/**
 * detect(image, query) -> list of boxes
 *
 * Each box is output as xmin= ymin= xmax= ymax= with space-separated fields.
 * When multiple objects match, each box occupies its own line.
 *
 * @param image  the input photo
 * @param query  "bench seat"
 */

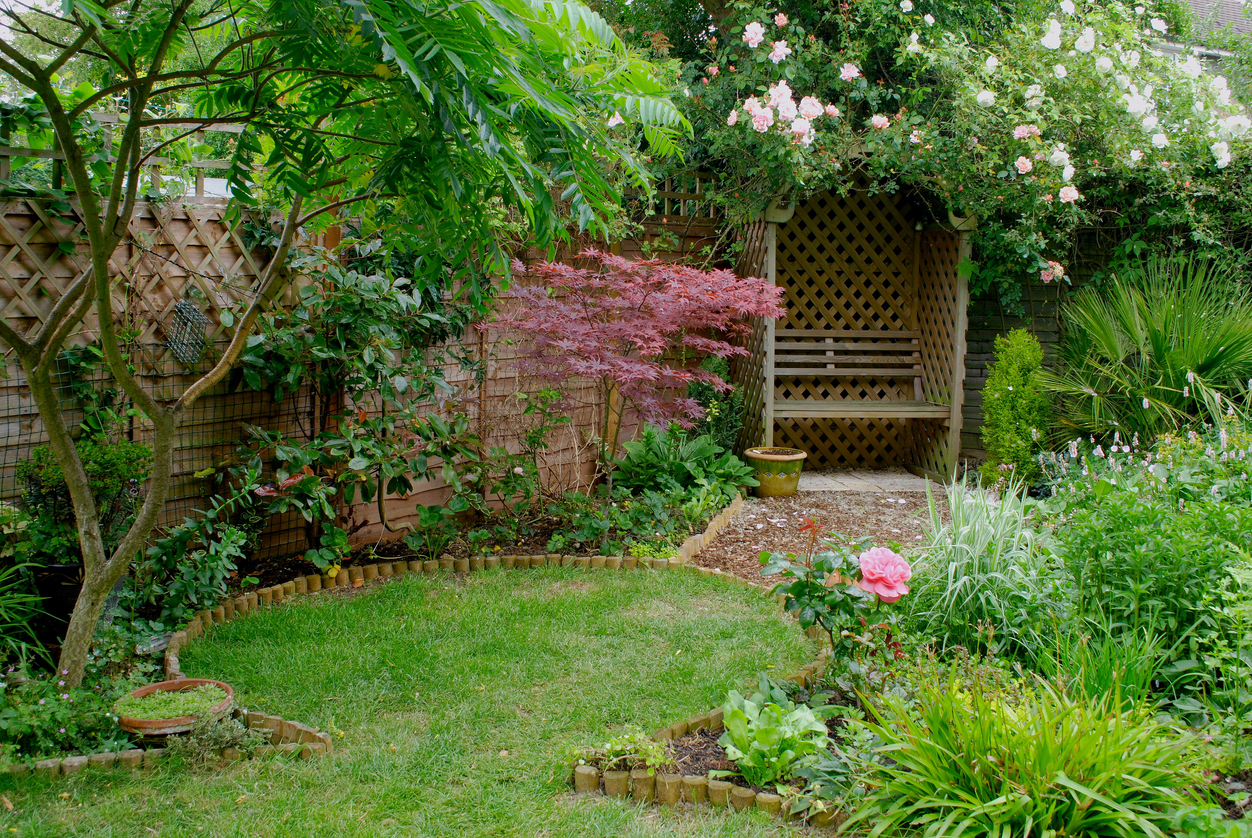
xmin=772 ymin=400 xmax=951 ymax=420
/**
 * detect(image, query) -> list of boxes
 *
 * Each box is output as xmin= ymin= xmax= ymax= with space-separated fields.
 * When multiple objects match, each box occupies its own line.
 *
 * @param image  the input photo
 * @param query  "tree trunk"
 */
xmin=55 ymin=564 xmax=121 ymax=683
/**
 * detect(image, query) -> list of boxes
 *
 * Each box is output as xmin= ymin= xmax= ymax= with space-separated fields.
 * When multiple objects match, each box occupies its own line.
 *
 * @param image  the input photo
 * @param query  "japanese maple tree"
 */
xmin=491 ymin=250 xmax=784 ymax=470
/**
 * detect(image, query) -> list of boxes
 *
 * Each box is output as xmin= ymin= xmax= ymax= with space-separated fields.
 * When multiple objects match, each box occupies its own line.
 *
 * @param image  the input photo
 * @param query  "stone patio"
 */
xmin=797 ymin=468 xmax=934 ymax=493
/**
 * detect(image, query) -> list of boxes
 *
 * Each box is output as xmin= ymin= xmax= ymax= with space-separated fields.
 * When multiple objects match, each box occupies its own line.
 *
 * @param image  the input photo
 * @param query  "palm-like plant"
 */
xmin=1040 ymin=256 xmax=1252 ymax=440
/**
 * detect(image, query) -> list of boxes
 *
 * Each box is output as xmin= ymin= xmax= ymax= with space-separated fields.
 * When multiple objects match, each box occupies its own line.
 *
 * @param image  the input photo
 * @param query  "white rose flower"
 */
xmin=906 ymin=31 xmax=923 ymax=53
xmin=976 ymin=90 xmax=996 ymax=106
xmin=1134 ymin=4 xmax=1145 ymax=12
xmin=1150 ymin=17 xmax=1167 ymax=33
xmin=1025 ymin=83 xmax=1045 ymax=109
xmin=1054 ymin=64 xmax=1068 ymax=79
xmin=1123 ymin=93 xmax=1152 ymax=117
xmin=1096 ymin=56 xmax=1114 ymax=73
xmin=1151 ymin=132 xmax=1169 ymax=148
xmin=1142 ymin=114 xmax=1158 ymax=131
xmin=1181 ymin=55 xmax=1203 ymax=78
xmin=1060 ymin=0 xmax=1076 ymax=13
xmin=1075 ymin=27 xmax=1096 ymax=53
xmin=1048 ymin=146 xmax=1070 ymax=167
xmin=1062 ymin=164 xmax=1075 ymax=181
xmin=1041 ymin=19 xmax=1063 ymax=49
xmin=1129 ymin=149 xmax=1144 ymax=164
xmin=923 ymin=13 xmax=935 ymax=25
xmin=985 ymin=55 xmax=1000 ymax=73
xmin=900 ymin=0 xmax=913 ymax=10
xmin=1124 ymin=49 xmax=1140 ymax=68
xmin=1212 ymin=140 xmax=1231 ymax=168
xmin=1223 ymin=114 xmax=1252 ymax=137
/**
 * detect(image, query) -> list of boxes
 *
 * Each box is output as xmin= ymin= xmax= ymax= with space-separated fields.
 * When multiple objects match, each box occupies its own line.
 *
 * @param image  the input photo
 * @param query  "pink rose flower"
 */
xmin=1015 ymin=156 xmax=1033 ymax=174
xmin=840 ymin=62 xmax=862 ymax=81
xmin=752 ymin=109 xmax=775 ymax=132
xmin=708 ymin=65 xmax=720 ymax=76
xmin=775 ymin=12 xmax=788 ymax=25
xmin=857 ymin=547 xmax=912 ymax=602
xmin=1040 ymin=269 xmax=1053 ymax=283
xmin=768 ymin=40 xmax=792 ymax=63
xmin=777 ymin=96 xmax=798 ymax=120
xmin=871 ymin=114 xmax=890 ymax=129
xmin=743 ymin=21 xmax=766 ymax=47
xmin=798 ymin=96 xmax=824 ymax=119
xmin=910 ymin=129 xmax=923 ymax=144
xmin=1041 ymin=193 xmax=1054 ymax=203
xmin=743 ymin=96 xmax=763 ymax=115
xmin=607 ymin=111 xmax=624 ymax=127
xmin=1058 ymin=185 xmax=1081 ymax=203
xmin=1013 ymin=123 xmax=1041 ymax=140
xmin=767 ymin=81 xmax=792 ymax=108
xmin=1047 ymin=260 xmax=1064 ymax=278
xmin=825 ymin=104 xmax=840 ymax=117
xmin=727 ymin=110 xmax=739 ymax=126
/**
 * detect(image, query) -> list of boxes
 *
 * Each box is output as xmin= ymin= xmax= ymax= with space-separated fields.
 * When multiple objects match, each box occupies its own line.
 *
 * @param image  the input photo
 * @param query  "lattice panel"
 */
xmin=777 ymin=190 xmax=916 ymax=331
xmin=731 ymin=220 xmax=772 ymax=450
xmin=912 ymin=418 xmax=950 ymax=477
xmin=774 ymin=418 xmax=914 ymax=469
xmin=0 ymin=198 xmax=266 ymax=360
xmin=916 ymin=229 xmax=961 ymax=406
xmin=774 ymin=373 xmax=911 ymax=402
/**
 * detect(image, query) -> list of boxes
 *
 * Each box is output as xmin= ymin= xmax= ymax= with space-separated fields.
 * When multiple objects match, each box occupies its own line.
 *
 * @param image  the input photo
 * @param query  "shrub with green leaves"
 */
xmin=845 ymin=678 xmax=1193 ymax=838
xmin=612 ymin=424 xmax=756 ymax=498
xmin=717 ymin=674 xmax=836 ymax=786
xmin=979 ymin=328 xmax=1051 ymax=485
xmin=687 ymin=356 xmax=745 ymax=452
xmin=0 ymin=667 xmax=134 ymax=763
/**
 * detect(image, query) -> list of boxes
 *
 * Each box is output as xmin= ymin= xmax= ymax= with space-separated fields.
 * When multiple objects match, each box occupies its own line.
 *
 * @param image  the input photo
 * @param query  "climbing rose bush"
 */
xmin=683 ymin=0 xmax=1251 ymax=297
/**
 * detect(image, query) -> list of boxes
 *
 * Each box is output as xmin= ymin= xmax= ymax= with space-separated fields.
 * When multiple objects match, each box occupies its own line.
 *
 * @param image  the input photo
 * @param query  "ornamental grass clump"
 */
xmin=845 ymin=678 xmax=1193 ymax=838
xmin=114 ymin=684 xmax=229 ymax=720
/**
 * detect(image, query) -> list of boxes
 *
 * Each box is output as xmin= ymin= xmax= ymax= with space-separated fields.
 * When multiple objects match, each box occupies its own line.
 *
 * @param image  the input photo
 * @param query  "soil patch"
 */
xmin=691 ymin=489 xmax=945 ymax=586
xmin=667 ymin=728 xmax=732 ymax=776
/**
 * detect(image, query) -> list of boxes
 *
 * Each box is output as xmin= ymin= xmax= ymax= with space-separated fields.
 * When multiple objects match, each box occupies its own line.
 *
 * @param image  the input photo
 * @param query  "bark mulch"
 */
xmin=691 ymin=488 xmax=945 ymax=587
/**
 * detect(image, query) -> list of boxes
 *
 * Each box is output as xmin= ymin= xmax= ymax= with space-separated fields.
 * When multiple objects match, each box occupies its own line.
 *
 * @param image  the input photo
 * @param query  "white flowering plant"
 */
xmin=680 ymin=0 xmax=1251 ymax=298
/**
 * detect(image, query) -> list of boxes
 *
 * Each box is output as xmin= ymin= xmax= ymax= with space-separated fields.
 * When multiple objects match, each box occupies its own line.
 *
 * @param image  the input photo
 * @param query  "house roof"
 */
xmin=1188 ymin=0 xmax=1252 ymax=35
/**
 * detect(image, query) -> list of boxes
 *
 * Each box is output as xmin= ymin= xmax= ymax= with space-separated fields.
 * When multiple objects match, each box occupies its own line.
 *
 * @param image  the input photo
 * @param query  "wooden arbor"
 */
xmin=734 ymin=188 xmax=970 ymax=477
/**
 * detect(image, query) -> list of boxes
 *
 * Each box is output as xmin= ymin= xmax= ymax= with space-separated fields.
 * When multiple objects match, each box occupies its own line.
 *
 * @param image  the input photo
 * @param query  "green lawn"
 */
xmin=1 ymin=568 xmax=815 ymax=837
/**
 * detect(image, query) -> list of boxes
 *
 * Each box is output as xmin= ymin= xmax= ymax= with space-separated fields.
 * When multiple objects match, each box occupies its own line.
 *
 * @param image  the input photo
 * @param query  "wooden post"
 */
xmin=50 ymin=134 xmax=62 ymax=190
xmin=764 ymin=221 xmax=777 ymax=447
xmin=194 ymin=130 xmax=205 ymax=197
xmin=947 ymin=232 xmax=972 ymax=475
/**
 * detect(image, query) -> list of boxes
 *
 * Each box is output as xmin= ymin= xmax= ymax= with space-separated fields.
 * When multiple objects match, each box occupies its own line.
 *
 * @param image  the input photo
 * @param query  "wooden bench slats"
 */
xmin=774 ymin=341 xmax=920 ymax=350
xmin=776 ymin=354 xmax=919 ymax=365
xmin=772 ymin=400 xmax=951 ymax=420
xmin=774 ymin=367 xmax=923 ymax=377
xmin=777 ymin=329 xmax=919 ymax=339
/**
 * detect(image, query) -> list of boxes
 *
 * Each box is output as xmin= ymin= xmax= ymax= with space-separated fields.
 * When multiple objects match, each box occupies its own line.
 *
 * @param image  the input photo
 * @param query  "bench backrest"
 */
xmin=773 ymin=329 xmax=923 ymax=401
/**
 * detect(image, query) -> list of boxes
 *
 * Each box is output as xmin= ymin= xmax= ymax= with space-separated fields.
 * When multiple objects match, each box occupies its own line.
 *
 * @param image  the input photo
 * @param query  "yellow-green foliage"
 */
xmin=980 ymin=329 xmax=1051 ymax=484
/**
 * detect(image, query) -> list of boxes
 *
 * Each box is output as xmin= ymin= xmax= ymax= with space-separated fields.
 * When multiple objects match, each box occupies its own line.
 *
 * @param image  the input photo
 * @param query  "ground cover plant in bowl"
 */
xmin=115 ymin=679 xmax=234 ymax=736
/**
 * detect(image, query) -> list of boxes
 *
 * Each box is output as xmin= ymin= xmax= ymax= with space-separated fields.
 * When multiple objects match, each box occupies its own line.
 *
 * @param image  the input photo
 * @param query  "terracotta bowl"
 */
xmin=116 ymin=678 xmax=234 ymax=736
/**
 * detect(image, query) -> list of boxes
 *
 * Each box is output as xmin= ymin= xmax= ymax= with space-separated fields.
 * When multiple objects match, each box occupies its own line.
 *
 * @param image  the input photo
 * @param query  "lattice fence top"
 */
xmin=777 ymin=190 xmax=917 ymax=332
xmin=0 ymin=198 xmax=266 ymax=364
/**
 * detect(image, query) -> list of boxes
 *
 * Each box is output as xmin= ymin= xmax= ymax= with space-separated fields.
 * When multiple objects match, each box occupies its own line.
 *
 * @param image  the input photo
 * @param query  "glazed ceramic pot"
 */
xmin=744 ymin=447 xmax=807 ymax=498
xmin=116 ymin=678 xmax=234 ymax=736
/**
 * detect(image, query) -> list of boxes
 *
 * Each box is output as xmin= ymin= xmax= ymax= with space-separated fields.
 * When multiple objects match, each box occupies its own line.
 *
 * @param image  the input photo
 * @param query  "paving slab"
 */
xmin=798 ymin=469 xmax=930 ymax=493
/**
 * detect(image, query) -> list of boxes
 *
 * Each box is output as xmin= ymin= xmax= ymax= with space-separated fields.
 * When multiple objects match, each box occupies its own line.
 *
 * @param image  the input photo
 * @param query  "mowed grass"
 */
xmin=0 ymin=568 xmax=815 ymax=837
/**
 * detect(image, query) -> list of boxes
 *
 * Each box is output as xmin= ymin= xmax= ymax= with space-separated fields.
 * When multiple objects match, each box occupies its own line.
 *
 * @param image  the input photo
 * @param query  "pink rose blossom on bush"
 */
xmin=767 ymin=81 xmax=792 ymax=108
xmin=727 ymin=110 xmax=739 ymax=126
xmin=857 ymin=547 xmax=912 ymax=602
xmin=1015 ymin=156 xmax=1033 ymax=174
xmin=825 ymin=104 xmax=840 ymax=117
xmin=798 ymin=96 xmax=824 ymax=119
xmin=743 ymin=21 xmax=766 ymax=47
xmin=1058 ymin=185 xmax=1081 ymax=203
xmin=752 ymin=109 xmax=775 ymax=132
xmin=777 ymin=96 xmax=798 ymax=120
xmin=768 ymin=40 xmax=792 ymax=63
xmin=1041 ymin=193 xmax=1054 ymax=203
xmin=708 ymin=65 xmax=719 ymax=76
xmin=871 ymin=114 xmax=890 ymax=129
xmin=1013 ymin=123 xmax=1042 ymax=140
xmin=743 ymin=96 xmax=763 ymax=115
xmin=910 ymin=129 xmax=923 ymax=144
xmin=607 ymin=112 xmax=624 ymax=128
xmin=774 ymin=12 xmax=788 ymax=25
xmin=840 ymin=62 xmax=862 ymax=81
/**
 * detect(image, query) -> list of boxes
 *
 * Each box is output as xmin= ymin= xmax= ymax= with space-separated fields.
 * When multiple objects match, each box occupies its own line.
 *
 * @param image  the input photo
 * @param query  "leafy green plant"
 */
xmin=1055 ymin=488 xmax=1250 ymax=654
xmin=688 ymin=356 xmax=745 ymax=452
xmin=979 ymin=328 xmax=1052 ymax=485
xmin=1169 ymin=806 xmax=1252 ymax=838
xmin=18 ymin=438 xmax=153 ymax=564
xmin=761 ymin=520 xmax=910 ymax=661
xmin=163 ymin=713 xmax=265 ymax=766
xmin=304 ymin=526 xmax=350 ymax=572
xmin=613 ymin=424 xmax=755 ymax=497
xmin=1039 ymin=256 xmax=1252 ymax=439
xmin=0 ymin=667 xmax=134 ymax=764
xmin=905 ymin=479 xmax=1054 ymax=660
xmin=625 ymin=540 xmax=676 ymax=559
xmin=844 ymin=678 xmax=1194 ymax=838
xmin=581 ymin=727 xmax=669 ymax=773
xmin=1036 ymin=624 xmax=1168 ymax=708
xmin=0 ymin=563 xmax=43 ymax=663
xmin=403 ymin=503 xmax=464 ymax=560
xmin=717 ymin=675 xmax=835 ymax=786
